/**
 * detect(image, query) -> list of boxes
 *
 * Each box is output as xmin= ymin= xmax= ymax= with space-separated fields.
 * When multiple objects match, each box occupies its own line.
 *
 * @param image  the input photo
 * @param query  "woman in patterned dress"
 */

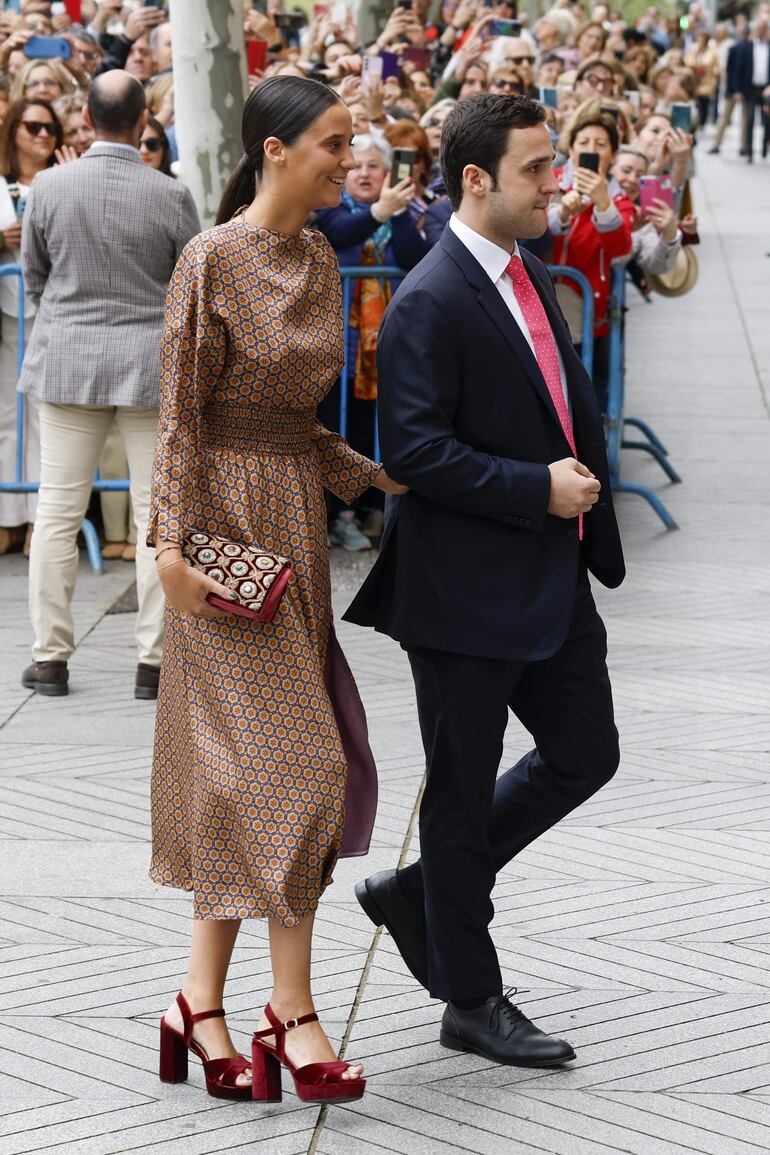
xmin=148 ymin=77 xmax=406 ymax=1101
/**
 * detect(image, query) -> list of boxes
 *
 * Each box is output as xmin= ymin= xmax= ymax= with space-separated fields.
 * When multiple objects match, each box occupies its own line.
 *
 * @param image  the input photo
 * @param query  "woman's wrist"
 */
xmin=371 ymin=201 xmax=390 ymax=223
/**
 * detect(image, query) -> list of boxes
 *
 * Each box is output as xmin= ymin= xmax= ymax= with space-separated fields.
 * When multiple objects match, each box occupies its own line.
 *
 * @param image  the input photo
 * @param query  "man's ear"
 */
xmin=462 ymin=163 xmax=489 ymax=198
xmin=83 ymin=105 xmax=94 ymax=131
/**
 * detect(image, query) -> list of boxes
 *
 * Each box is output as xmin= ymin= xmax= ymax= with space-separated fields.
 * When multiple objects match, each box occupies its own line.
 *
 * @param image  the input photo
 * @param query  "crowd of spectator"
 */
xmin=0 ymin=0 xmax=768 ymax=557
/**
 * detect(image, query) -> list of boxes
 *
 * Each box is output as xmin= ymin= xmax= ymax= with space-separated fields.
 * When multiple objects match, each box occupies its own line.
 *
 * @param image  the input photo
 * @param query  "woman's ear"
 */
xmin=263 ymin=136 xmax=285 ymax=166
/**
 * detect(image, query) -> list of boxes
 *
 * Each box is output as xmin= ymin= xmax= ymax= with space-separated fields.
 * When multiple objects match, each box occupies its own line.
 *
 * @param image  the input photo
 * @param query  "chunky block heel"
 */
xmin=159 ymin=992 xmax=252 ymax=1100
xmin=251 ymin=1036 xmax=283 ymax=1101
xmin=252 ymin=1003 xmax=365 ymax=1105
xmin=159 ymin=1018 xmax=189 ymax=1082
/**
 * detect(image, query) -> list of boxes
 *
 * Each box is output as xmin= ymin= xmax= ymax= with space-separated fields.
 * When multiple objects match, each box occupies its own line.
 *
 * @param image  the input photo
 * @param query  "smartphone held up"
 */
xmin=390 ymin=148 xmax=416 ymax=188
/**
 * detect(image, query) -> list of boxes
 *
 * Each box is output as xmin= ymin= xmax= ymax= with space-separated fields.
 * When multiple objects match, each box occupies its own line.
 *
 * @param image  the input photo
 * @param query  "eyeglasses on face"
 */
xmin=509 ymin=55 xmax=535 ymax=64
xmin=423 ymin=117 xmax=441 ymax=128
xmin=140 ymin=137 xmax=164 ymax=153
xmin=19 ymin=120 xmax=57 ymax=138
xmin=491 ymin=79 xmax=523 ymax=91
xmin=583 ymin=73 xmax=613 ymax=88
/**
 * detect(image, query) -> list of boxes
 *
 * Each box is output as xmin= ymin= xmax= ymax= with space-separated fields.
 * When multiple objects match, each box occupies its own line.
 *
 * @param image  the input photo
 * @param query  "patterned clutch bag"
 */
xmin=181 ymin=532 xmax=291 ymax=622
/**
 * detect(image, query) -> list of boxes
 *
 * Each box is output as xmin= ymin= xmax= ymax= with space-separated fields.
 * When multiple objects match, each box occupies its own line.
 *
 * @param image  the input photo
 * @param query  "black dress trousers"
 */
xmin=399 ymin=569 xmax=620 ymax=1002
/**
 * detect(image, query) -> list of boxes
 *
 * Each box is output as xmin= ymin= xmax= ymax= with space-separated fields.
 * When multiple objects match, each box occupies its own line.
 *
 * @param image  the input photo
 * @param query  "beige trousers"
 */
xmin=29 ymin=403 xmax=163 ymax=665
xmin=713 ymin=94 xmax=749 ymax=148
xmin=99 ymin=419 xmax=136 ymax=545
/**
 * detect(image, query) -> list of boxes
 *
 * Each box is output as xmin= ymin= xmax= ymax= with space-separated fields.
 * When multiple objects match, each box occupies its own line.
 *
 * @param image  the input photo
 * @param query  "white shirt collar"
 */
xmin=87 ymin=140 xmax=141 ymax=158
xmin=449 ymin=213 xmax=520 ymax=285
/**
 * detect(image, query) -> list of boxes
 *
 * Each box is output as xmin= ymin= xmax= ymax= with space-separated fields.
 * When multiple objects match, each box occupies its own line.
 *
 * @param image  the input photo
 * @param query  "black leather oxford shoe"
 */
xmin=355 ymin=868 xmax=429 ymax=989
xmin=441 ymin=993 xmax=576 ymax=1067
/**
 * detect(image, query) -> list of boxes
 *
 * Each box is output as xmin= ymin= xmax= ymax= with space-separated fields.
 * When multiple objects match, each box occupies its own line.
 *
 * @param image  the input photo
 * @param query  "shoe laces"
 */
xmin=490 ymin=987 xmax=527 ymax=1036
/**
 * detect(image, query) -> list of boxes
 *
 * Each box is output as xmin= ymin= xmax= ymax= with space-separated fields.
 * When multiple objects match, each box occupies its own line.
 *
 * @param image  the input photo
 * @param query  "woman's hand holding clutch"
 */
xmin=373 ymin=468 xmax=409 ymax=495
xmin=156 ymin=544 xmax=237 ymax=619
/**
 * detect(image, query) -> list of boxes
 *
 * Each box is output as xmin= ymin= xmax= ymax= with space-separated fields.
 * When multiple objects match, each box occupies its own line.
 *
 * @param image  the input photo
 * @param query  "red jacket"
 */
xmin=550 ymin=167 xmax=634 ymax=336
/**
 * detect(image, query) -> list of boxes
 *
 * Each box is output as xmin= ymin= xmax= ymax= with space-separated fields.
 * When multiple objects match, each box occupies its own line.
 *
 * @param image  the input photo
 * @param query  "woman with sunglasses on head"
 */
xmin=0 ymin=98 xmax=62 ymax=556
xmin=139 ymin=115 xmax=173 ymax=177
xmin=151 ymin=75 xmax=406 ymax=1106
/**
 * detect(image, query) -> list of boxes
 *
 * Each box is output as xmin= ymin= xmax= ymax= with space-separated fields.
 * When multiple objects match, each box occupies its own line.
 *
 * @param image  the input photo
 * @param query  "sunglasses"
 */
xmin=140 ymin=137 xmax=164 ymax=153
xmin=509 ymin=55 xmax=535 ymax=64
xmin=19 ymin=120 xmax=57 ymax=138
xmin=422 ymin=117 xmax=441 ymax=128
xmin=490 ymin=79 xmax=523 ymax=91
xmin=583 ymin=73 xmax=613 ymax=88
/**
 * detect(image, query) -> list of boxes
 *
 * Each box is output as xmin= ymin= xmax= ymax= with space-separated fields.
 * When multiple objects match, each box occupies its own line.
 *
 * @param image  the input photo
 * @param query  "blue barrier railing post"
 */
xmin=606 ymin=265 xmax=678 ymax=530
xmin=544 ymin=265 xmax=594 ymax=378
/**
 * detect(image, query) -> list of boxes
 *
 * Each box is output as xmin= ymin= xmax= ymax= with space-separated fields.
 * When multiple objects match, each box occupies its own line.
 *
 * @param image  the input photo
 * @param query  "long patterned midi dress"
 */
xmin=147 ymin=217 xmax=381 ymax=925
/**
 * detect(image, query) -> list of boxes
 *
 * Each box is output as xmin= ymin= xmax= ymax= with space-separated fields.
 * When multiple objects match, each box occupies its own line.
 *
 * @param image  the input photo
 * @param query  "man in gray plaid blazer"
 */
xmin=19 ymin=71 xmax=200 ymax=699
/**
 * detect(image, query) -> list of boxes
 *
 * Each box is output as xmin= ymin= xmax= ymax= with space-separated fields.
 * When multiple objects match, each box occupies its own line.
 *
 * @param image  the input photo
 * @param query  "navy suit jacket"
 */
xmin=343 ymin=225 xmax=625 ymax=661
xmin=730 ymin=38 xmax=760 ymax=98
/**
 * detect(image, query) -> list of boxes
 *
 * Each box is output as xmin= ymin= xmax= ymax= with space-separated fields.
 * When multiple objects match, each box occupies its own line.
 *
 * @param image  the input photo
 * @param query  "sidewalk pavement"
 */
xmin=1 ymin=135 xmax=770 ymax=1155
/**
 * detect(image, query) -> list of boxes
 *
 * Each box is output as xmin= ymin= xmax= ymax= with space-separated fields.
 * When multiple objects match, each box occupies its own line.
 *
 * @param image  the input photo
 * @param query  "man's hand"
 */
xmin=547 ymin=458 xmax=601 ymax=519
xmin=124 ymin=6 xmax=166 ymax=43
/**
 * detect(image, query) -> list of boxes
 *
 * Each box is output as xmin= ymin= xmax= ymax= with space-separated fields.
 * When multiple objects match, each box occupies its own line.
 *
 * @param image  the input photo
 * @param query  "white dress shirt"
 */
xmin=449 ymin=213 xmax=570 ymax=410
xmin=753 ymin=39 xmax=770 ymax=87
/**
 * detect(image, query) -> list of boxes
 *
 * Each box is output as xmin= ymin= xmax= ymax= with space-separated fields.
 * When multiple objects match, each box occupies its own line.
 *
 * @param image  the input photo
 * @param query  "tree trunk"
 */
xmin=168 ymin=0 xmax=247 ymax=228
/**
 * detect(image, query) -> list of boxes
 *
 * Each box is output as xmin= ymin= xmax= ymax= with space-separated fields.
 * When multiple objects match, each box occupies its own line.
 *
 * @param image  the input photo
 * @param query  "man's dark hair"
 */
xmin=87 ymin=73 xmax=146 ymax=136
xmin=440 ymin=94 xmax=546 ymax=211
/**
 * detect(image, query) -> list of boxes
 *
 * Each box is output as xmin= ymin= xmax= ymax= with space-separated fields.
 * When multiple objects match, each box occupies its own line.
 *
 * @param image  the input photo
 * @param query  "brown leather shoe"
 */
xmin=135 ymin=662 xmax=160 ymax=700
xmin=21 ymin=661 xmax=69 ymax=697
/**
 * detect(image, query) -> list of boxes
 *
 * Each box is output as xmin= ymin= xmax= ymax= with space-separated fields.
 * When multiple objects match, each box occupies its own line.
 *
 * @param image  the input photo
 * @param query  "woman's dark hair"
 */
xmin=216 ymin=76 xmax=341 ymax=225
xmin=567 ymin=111 xmax=620 ymax=154
xmin=143 ymin=114 xmax=173 ymax=176
xmin=0 ymin=98 xmax=62 ymax=180
xmin=440 ymin=93 xmax=546 ymax=211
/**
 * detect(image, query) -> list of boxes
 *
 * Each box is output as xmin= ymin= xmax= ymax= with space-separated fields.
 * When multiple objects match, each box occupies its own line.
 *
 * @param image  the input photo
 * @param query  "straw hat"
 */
xmin=648 ymin=246 xmax=699 ymax=297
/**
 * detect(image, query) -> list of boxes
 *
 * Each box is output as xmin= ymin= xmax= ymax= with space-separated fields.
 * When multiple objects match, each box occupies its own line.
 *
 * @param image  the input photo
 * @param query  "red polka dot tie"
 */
xmin=506 ymin=253 xmax=582 ymax=539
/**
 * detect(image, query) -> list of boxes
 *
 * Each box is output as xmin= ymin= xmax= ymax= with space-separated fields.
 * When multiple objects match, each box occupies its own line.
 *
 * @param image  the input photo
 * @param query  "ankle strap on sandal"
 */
xmin=253 ymin=1002 xmax=318 ymax=1040
xmin=176 ymin=992 xmax=226 ymax=1045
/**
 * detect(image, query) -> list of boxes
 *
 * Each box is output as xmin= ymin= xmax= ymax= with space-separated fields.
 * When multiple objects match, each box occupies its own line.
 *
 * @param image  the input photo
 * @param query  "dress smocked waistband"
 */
xmin=202 ymin=404 xmax=316 ymax=454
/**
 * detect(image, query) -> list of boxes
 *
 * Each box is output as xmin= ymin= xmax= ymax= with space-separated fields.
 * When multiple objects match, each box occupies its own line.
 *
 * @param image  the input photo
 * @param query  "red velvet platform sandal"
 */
xmin=159 ymin=991 xmax=252 ymax=1101
xmin=251 ymin=1003 xmax=366 ymax=1104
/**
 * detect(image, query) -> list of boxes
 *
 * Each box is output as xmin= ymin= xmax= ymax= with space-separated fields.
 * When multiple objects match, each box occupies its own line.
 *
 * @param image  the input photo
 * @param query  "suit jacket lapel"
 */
xmin=440 ymin=228 xmax=563 ymax=430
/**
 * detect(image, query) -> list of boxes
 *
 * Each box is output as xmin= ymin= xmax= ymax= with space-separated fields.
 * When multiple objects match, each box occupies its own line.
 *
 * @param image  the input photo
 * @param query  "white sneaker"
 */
xmin=329 ymin=511 xmax=372 ymax=551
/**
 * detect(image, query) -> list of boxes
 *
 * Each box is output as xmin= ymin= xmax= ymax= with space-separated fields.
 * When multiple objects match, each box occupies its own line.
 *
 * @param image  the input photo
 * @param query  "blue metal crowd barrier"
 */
xmin=605 ymin=264 xmax=680 ymax=530
xmin=2 ymin=258 xmax=679 ymax=580
xmin=0 ymin=265 xmax=128 ymax=574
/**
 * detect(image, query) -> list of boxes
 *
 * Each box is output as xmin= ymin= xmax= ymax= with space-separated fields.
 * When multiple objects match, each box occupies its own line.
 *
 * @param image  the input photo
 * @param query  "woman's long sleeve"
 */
xmin=147 ymin=239 xmax=226 ymax=545
xmin=313 ymin=421 xmax=381 ymax=505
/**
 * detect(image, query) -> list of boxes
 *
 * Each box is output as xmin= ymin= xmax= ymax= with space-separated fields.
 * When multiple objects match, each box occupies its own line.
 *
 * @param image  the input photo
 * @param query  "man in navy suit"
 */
xmin=345 ymin=94 xmax=625 ymax=1068
xmin=732 ymin=18 xmax=770 ymax=161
